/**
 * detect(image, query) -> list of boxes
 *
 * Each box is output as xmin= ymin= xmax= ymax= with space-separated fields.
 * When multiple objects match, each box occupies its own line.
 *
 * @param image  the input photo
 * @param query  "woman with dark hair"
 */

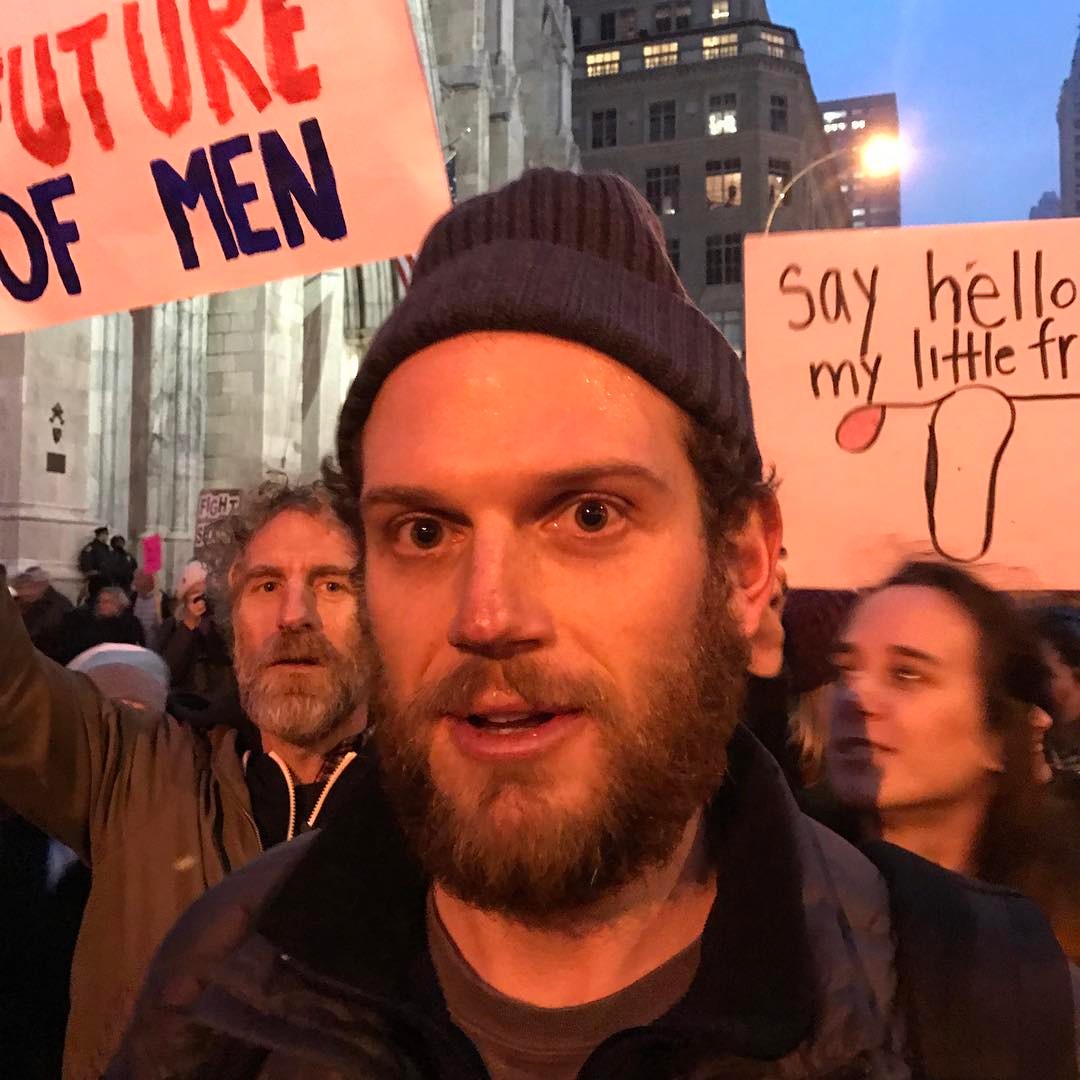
xmin=826 ymin=560 xmax=1080 ymax=961
xmin=1033 ymin=607 xmax=1080 ymax=774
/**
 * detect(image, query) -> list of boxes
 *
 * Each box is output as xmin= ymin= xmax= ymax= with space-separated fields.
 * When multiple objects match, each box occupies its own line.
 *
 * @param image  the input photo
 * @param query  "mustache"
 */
xmin=381 ymin=655 xmax=616 ymax=720
xmin=254 ymin=628 xmax=346 ymax=669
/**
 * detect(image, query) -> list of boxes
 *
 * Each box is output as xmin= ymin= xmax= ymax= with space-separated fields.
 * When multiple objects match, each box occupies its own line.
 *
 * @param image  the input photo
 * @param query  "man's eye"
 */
xmin=893 ymin=666 xmax=922 ymax=684
xmin=408 ymin=518 xmax=444 ymax=550
xmin=258 ymin=581 xmax=278 ymax=594
xmin=574 ymin=500 xmax=610 ymax=532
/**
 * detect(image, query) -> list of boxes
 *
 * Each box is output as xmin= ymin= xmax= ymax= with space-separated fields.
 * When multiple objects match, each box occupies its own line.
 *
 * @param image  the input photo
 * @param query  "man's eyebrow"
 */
xmin=361 ymin=462 xmax=671 ymax=514
xmin=890 ymin=645 xmax=941 ymax=665
xmin=240 ymin=564 xmax=354 ymax=581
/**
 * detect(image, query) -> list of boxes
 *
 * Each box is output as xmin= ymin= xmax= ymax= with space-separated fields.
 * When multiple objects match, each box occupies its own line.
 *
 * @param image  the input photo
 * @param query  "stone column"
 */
xmin=0 ymin=322 xmax=98 ymax=595
xmin=301 ymin=270 xmax=348 ymax=479
xmin=130 ymin=298 xmax=208 ymax=591
xmin=87 ymin=313 xmax=134 ymax=539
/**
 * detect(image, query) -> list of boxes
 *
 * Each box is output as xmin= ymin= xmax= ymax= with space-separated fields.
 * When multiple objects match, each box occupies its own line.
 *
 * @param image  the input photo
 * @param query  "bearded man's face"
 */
xmin=357 ymin=332 xmax=778 ymax=923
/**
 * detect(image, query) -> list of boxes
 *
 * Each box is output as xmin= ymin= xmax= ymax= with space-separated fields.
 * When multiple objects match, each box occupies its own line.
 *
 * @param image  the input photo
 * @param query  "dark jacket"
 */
xmin=157 ymin=615 xmax=235 ymax=703
xmin=53 ymin=606 xmax=146 ymax=666
xmin=78 ymin=538 xmax=112 ymax=579
xmin=18 ymin=585 xmax=73 ymax=660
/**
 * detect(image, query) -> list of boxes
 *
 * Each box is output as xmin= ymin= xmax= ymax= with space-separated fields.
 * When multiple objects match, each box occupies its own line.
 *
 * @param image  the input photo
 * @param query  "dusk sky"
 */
xmin=768 ymin=1 xmax=1080 ymax=226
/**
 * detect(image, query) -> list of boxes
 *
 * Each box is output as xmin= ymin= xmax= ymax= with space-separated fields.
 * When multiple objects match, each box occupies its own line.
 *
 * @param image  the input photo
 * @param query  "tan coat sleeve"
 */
xmin=0 ymin=581 xmax=128 ymax=860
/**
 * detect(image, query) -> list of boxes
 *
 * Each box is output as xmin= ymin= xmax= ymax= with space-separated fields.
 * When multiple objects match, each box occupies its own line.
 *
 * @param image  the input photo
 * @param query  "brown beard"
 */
xmin=234 ymin=624 xmax=368 ymax=749
xmin=370 ymin=565 xmax=748 ymax=925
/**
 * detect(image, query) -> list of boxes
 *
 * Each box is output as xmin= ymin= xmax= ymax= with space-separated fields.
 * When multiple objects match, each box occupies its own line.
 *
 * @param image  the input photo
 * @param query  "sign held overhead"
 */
xmin=745 ymin=218 xmax=1080 ymax=589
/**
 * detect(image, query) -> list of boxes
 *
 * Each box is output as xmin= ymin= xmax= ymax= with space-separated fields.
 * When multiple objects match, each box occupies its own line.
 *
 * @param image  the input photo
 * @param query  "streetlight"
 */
xmin=764 ymin=133 xmax=905 ymax=234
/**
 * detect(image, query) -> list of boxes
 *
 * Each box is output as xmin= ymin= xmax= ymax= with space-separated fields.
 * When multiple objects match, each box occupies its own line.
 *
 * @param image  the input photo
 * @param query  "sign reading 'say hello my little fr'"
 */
xmin=746 ymin=217 xmax=1080 ymax=590
xmin=0 ymin=0 xmax=450 ymax=333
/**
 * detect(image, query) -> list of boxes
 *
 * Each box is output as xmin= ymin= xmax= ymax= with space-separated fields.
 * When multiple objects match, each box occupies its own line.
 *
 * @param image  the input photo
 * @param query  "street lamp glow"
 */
xmin=859 ymin=134 xmax=904 ymax=179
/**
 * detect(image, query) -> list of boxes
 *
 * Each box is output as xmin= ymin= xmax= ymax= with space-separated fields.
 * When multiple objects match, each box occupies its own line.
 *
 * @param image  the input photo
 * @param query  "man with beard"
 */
xmin=0 ymin=483 xmax=369 ymax=1079
xmin=111 ymin=171 xmax=1077 ymax=1079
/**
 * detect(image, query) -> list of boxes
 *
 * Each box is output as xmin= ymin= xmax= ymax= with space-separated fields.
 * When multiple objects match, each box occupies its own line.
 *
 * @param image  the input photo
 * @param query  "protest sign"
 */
xmin=193 ymin=487 xmax=240 ymax=561
xmin=0 ymin=0 xmax=449 ymax=333
xmin=745 ymin=218 xmax=1080 ymax=589
xmin=141 ymin=532 xmax=163 ymax=574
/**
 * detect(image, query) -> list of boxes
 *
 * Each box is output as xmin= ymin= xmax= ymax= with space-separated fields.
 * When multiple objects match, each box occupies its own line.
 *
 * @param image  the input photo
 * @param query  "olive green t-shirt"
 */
xmin=427 ymin=895 xmax=701 ymax=1080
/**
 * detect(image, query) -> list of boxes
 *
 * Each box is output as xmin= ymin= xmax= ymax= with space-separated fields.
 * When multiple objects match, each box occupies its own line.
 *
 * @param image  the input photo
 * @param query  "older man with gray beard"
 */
xmin=0 ymin=482 xmax=369 ymax=1080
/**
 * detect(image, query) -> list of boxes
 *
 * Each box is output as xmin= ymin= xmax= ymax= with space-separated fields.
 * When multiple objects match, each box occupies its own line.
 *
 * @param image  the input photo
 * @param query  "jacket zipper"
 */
xmin=306 ymin=751 xmax=357 ymax=828
xmin=267 ymin=751 xmax=298 ymax=841
xmin=266 ymin=749 xmax=359 ymax=841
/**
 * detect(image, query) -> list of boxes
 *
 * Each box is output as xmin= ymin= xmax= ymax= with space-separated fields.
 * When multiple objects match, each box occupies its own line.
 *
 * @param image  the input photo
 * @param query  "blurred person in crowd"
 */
xmin=13 ymin=565 xmax=73 ymax=660
xmin=828 ymin=560 xmax=1080 ymax=961
xmin=131 ymin=570 xmax=168 ymax=647
xmin=54 ymin=585 xmax=145 ymax=665
xmin=157 ymin=560 xmax=235 ymax=718
xmin=114 ymin=171 xmax=1076 ymax=1080
xmin=1033 ymin=607 xmax=1080 ymax=773
xmin=0 ymin=482 xmax=370 ymax=1078
xmin=107 ymin=535 xmax=138 ymax=592
xmin=77 ymin=525 xmax=112 ymax=593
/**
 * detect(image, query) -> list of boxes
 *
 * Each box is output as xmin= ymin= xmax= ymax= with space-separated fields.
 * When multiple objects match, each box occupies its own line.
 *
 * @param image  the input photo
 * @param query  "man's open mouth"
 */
xmin=465 ymin=711 xmax=561 ymax=732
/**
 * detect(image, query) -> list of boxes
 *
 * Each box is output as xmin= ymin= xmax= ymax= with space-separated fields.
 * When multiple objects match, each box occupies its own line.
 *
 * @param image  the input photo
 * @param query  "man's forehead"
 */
xmin=242 ymin=509 xmax=355 ymax=564
xmin=360 ymin=332 xmax=688 ymax=486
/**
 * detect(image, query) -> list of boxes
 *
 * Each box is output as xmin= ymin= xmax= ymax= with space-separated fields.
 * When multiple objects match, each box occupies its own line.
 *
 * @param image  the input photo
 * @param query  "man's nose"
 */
xmin=277 ymin=580 xmax=318 ymax=630
xmin=448 ymin=531 xmax=554 ymax=660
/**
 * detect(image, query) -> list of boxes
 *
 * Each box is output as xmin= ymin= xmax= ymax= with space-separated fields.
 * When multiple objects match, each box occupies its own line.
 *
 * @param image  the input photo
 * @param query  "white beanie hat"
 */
xmin=175 ymin=560 xmax=208 ymax=602
xmin=68 ymin=644 xmax=170 ymax=713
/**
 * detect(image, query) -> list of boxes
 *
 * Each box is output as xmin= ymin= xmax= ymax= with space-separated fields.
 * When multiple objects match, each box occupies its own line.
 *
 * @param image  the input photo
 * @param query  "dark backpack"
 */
xmin=863 ymin=840 xmax=1077 ymax=1080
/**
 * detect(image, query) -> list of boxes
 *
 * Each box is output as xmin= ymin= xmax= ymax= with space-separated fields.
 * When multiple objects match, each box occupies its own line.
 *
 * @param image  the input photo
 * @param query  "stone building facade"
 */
xmin=570 ymin=0 xmax=849 ymax=354
xmin=0 ymin=0 xmax=579 ymax=597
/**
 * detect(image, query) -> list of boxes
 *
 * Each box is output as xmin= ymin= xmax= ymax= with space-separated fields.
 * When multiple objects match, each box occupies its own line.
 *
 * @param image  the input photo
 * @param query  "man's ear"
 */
xmin=724 ymin=494 xmax=783 ymax=642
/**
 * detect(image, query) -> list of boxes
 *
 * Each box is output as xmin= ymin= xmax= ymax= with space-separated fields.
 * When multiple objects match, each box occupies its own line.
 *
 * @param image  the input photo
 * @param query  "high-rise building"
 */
xmin=569 ymin=0 xmax=849 ymax=356
xmin=1030 ymin=191 xmax=1062 ymax=220
xmin=819 ymin=93 xmax=901 ymax=228
xmin=1058 ymin=29 xmax=1080 ymax=217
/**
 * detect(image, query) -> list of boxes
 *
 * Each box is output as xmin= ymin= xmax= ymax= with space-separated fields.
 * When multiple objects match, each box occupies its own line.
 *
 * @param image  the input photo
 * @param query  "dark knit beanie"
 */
xmin=335 ymin=168 xmax=760 ymax=487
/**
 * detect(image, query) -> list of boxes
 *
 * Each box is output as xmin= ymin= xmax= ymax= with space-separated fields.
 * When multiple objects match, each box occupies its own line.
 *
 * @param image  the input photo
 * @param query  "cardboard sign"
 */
xmin=193 ymin=487 xmax=241 ymax=559
xmin=0 ymin=0 xmax=450 ymax=333
xmin=141 ymin=532 xmax=163 ymax=574
xmin=745 ymin=218 xmax=1080 ymax=590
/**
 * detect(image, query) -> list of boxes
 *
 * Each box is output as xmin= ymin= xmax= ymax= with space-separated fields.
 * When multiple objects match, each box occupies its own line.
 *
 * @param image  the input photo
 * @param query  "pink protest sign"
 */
xmin=0 ymin=0 xmax=450 ymax=333
xmin=141 ymin=532 xmax=163 ymax=575
xmin=745 ymin=218 xmax=1080 ymax=590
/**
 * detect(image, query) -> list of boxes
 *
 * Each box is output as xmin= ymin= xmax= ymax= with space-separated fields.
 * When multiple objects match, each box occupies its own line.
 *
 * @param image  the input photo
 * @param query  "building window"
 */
xmin=675 ymin=2 xmax=692 ymax=29
xmin=617 ymin=8 xmax=638 ymax=39
xmin=711 ymin=309 xmax=744 ymax=354
xmin=648 ymin=99 xmax=677 ymax=141
xmin=591 ymin=108 xmax=618 ymax=149
xmin=646 ymin=166 xmax=681 ymax=215
xmin=708 ymin=93 xmax=737 ymax=134
xmin=586 ymin=50 xmax=621 ymax=77
xmin=767 ymin=158 xmax=791 ymax=204
xmin=572 ymin=16 xmax=581 ymax=46
xmin=706 ymin=159 xmax=742 ymax=207
xmin=644 ymin=41 xmax=679 ymax=69
xmin=705 ymin=233 xmax=742 ymax=285
xmin=702 ymin=32 xmax=739 ymax=60
xmin=667 ymin=236 xmax=681 ymax=273
xmin=770 ymin=94 xmax=789 ymax=132
xmin=761 ymin=30 xmax=785 ymax=59
xmin=599 ymin=11 xmax=617 ymax=41
xmin=712 ymin=1 xmax=730 ymax=21
xmin=654 ymin=3 xmax=672 ymax=32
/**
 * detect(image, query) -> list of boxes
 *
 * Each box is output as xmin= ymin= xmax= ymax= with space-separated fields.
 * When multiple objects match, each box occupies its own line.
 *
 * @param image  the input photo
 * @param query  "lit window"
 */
xmin=586 ymin=50 xmax=621 ymax=77
xmin=648 ymin=99 xmax=677 ymax=141
xmin=852 ymin=208 xmax=866 ymax=218
xmin=675 ymin=2 xmax=692 ymax=29
xmin=646 ymin=165 xmax=681 ymax=215
xmin=851 ymin=119 xmax=867 ymax=130
xmin=823 ymin=121 xmax=847 ymax=134
xmin=705 ymin=233 xmax=742 ymax=285
xmin=761 ymin=30 xmax=785 ymax=59
xmin=712 ymin=1 xmax=730 ymax=21
xmin=667 ymin=236 xmax=681 ymax=273
xmin=822 ymin=110 xmax=848 ymax=123
xmin=655 ymin=3 xmax=672 ymax=32
xmin=644 ymin=41 xmax=679 ymax=68
xmin=708 ymin=93 xmax=737 ymax=134
xmin=767 ymin=158 xmax=791 ymax=204
xmin=710 ymin=309 xmax=744 ymax=354
xmin=591 ymin=108 xmax=618 ymax=149
xmin=770 ymin=94 xmax=788 ymax=132
xmin=706 ymin=159 xmax=742 ymax=207
xmin=703 ymin=32 xmax=739 ymax=60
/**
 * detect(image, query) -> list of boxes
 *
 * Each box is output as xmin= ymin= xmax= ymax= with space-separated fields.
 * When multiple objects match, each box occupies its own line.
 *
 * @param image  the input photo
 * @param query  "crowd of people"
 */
xmin=2 ymin=168 xmax=1080 ymax=1079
